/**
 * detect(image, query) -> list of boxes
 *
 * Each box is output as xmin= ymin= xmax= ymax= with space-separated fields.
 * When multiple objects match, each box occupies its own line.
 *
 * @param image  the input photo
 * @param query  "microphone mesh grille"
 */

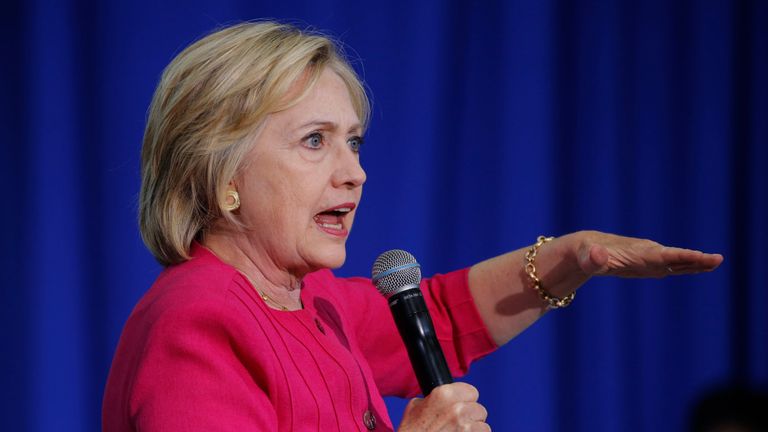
xmin=371 ymin=249 xmax=422 ymax=297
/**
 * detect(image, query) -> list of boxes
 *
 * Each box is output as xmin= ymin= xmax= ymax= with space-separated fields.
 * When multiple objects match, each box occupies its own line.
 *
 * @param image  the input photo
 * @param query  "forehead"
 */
xmin=271 ymin=68 xmax=361 ymax=131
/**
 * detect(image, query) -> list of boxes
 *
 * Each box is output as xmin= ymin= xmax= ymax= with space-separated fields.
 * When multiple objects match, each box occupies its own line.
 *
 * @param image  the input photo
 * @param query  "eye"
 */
xmin=348 ymin=136 xmax=364 ymax=153
xmin=303 ymin=132 xmax=324 ymax=150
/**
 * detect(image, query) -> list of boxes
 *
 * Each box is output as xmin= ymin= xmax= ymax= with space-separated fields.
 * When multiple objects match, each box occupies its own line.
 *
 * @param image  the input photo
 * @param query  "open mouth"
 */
xmin=313 ymin=203 xmax=355 ymax=235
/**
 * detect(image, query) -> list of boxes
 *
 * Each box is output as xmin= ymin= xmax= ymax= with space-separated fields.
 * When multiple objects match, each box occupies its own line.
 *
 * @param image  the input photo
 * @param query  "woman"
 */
xmin=103 ymin=22 xmax=722 ymax=431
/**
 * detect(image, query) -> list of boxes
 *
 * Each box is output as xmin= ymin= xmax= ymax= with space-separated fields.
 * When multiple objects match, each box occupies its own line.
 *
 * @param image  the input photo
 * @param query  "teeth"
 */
xmin=336 ymin=207 xmax=351 ymax=212
xmin=320 ymin=223 xmax=342 ymax=229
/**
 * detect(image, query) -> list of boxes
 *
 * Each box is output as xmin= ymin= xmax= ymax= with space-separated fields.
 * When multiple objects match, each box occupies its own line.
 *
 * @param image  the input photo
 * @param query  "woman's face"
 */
xmin=233 ymin=68 xmax=366 ymax=275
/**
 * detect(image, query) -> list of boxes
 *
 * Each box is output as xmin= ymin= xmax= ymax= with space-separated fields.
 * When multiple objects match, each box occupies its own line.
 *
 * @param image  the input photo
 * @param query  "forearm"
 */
xmin=468 ymin=232 xmax=590 ymax=346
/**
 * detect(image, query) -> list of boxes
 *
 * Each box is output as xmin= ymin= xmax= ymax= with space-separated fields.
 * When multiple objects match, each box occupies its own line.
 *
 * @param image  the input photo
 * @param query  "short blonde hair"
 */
xmin=139 ymin=21 xmax=370 ymax=266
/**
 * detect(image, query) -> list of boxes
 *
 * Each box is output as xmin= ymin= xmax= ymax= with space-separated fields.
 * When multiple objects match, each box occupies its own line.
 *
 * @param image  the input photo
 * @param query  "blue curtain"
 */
xmin=2 ymin=0 xmax=766 ymax=430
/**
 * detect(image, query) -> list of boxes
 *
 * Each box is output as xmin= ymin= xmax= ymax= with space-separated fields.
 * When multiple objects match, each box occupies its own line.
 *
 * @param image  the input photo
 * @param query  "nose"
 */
xmin=332 ymin=144 xmax=367 ymax=189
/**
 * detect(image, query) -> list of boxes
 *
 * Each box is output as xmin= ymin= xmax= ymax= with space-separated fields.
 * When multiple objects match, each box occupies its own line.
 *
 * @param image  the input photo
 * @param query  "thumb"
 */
xmin=578 ymin=243 xmax=608 ymax=275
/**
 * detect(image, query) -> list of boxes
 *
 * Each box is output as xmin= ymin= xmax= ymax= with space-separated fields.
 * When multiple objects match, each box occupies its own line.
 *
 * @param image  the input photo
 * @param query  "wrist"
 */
xmin=526 ymin=235 xmax=578 ymax=308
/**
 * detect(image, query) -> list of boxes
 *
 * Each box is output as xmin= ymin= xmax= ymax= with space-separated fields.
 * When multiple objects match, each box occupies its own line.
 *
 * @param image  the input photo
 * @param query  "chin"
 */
xmin=310 ymin=247 xmax=347 ymax=270
xmin=324 ymin=253 xmax=347 ymax=270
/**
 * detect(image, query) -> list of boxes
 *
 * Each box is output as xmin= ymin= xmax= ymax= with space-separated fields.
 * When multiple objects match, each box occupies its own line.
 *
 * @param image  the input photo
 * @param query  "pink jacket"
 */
xmin=103 ymin=244 xmax=496 ymax=431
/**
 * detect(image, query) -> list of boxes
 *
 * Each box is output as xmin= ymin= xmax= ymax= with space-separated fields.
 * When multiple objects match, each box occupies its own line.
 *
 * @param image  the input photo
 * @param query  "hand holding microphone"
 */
xmin=373 ymin=250 xmax=490 ymax=431
xmin=399 ymin=382 xmax=489 ymax=432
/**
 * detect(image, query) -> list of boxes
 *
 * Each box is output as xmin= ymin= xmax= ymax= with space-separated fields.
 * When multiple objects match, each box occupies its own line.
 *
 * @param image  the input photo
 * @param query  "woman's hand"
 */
xmin=468 ymin=230 xmax=724 ymax=346
xmin=398 ymin=382 xmax=490 ymax=432
xmin=573 ymin=231 xmax=723 ymax=278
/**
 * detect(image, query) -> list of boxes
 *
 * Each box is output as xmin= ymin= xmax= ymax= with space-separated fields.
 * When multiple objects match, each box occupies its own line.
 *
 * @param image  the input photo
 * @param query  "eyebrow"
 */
xmin=294 ymin=120 xmax=363 ymax=135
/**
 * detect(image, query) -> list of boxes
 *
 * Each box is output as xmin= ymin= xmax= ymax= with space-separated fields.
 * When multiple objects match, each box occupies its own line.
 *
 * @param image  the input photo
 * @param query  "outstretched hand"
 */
xmin=468 ymin=230 xmax=724 ymax=346
xmin=574 ymin=231 xmax=723 ymax=278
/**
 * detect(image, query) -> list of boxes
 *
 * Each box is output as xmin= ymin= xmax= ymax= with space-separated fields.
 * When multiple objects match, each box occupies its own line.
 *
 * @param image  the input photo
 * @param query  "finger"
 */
xmin=451 ymin=402 xmax=488 ymax=423
xmin=680 ymin=253 xmax=723 ymax=270
xmin=432 ymin=382 xmax=479 ymax=403
xmin=469 ymin=423 xmax=492 ymax=432
xmin=661 ymin=249 xmax=724 ymax=272
xmin=665 ymin=265 xmax=701 ymax=275
xmin=460 ymin=402 xmax=488 ymax=422
xmin=666 ymin=260 xmax=722 ymax=275
xmin=662 ymin=248 xmax=722 ymax=265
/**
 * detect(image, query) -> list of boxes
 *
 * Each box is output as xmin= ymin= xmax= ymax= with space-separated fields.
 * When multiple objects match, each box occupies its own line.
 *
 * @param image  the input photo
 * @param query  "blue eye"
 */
xmin=348 ymin=136 xmax=364 ymax=153
xmin=304 ymin=132 xmax=323 ymax=149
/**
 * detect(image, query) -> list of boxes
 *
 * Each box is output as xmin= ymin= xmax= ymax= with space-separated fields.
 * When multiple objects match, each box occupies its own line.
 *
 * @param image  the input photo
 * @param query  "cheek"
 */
xmin=265 ymin=177 xmax=325 ymax=232
xmin=239 ymin=174 xmax=290 ymax=224
xmin=244 ymin=155 xmax=334 ymax=225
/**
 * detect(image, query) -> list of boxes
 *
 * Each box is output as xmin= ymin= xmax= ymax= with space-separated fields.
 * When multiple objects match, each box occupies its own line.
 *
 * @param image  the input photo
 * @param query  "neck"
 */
xmin=201 ymin=229 xmax=304 ymax=311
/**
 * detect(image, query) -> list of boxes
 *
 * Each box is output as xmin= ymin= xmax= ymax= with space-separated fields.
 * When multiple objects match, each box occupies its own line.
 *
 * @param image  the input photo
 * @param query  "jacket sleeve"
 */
xmin=333 ymin=268 xmax=497 ymax=398
xmin=126 ymin=293 xmax=277 ymax=431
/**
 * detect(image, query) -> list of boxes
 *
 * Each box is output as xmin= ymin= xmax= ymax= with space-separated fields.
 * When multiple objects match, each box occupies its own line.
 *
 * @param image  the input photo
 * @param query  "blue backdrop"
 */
xmin=2 ymin=0 xmax=766 ymax=431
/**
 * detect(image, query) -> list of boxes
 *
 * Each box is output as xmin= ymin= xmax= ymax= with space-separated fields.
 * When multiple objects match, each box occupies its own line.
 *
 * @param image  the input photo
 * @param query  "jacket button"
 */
xmin=314 ymin=317 xmax=325 ymax=334
xmin=363 ymin=410 xmax=376 ymax=430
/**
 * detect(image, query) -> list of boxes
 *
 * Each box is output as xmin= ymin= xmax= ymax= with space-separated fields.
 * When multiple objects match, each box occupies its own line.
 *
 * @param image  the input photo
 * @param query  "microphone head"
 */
xmin=371 ymin=249 xmax=422 ymax=298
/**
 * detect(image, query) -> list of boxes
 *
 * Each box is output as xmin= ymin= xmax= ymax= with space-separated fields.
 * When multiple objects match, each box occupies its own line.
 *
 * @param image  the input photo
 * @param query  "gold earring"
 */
xmin=224 ymin=190 xmax=240 ymax=211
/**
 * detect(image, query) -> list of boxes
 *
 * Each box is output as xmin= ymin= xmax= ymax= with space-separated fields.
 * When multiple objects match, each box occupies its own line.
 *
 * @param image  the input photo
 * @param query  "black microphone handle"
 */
xmin=388 ymin=288 xmax=453 ymax=395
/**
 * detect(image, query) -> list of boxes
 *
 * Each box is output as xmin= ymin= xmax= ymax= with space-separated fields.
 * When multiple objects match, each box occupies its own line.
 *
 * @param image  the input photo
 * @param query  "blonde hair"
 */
xmin=139 ymin=21 xmax=370 ymax=266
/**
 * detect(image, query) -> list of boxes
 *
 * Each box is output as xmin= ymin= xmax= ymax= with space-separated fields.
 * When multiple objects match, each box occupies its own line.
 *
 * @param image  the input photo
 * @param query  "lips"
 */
xmin=314 ymin=203 xmax=355 ymax=236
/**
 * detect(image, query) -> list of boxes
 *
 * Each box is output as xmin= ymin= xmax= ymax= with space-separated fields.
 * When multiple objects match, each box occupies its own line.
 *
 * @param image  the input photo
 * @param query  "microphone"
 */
xmin=371 ymin=250 xmax=453 ymax=395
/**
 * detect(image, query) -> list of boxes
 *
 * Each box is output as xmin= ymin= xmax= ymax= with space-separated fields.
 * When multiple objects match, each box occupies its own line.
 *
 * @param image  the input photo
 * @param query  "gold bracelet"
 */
xmin=525 ymin=236 xmax=575 ymax=309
